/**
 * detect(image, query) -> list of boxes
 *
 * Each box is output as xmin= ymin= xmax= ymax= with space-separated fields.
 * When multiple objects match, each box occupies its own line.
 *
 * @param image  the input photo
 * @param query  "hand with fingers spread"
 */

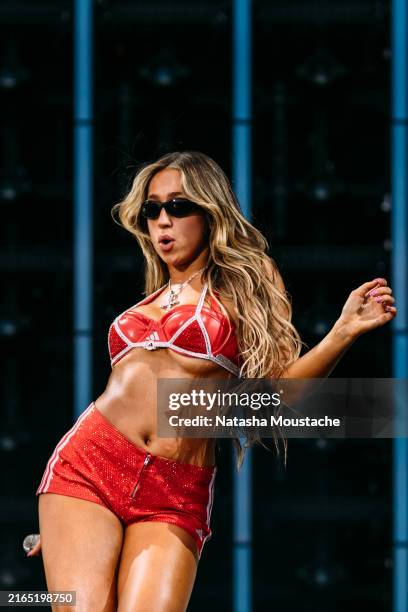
xmin=337 ymin=277 xmax=397 ymax=340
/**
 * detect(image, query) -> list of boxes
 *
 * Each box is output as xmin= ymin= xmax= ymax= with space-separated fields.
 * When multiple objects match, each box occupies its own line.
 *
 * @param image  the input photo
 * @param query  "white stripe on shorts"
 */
xmin=37 ymin=402 xmax=95 ymax=494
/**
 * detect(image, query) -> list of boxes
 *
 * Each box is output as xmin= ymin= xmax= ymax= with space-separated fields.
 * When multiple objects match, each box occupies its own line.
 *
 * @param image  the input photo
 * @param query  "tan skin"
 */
xmin=35 ymin=168 xmax=238 ymax=612
xmin=32 ymin=168 xmax=398 ymax=611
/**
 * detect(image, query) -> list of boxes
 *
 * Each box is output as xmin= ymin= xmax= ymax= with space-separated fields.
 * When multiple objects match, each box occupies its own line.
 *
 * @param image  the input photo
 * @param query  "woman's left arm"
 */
xmin=281 ymin=277 xmax=397 ymax=379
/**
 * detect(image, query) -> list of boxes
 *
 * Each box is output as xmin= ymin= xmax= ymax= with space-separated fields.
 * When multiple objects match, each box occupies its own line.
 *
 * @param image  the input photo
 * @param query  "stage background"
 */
xmin=1 ymin=1 xmax=392 ymax=610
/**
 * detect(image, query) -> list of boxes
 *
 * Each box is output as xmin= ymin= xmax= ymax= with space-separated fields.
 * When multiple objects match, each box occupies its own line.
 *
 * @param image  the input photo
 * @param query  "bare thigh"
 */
xmin=38 ymin=493 xmax=124 ymax=612
xmin=117 ymin=522 xmax=199 ymax=612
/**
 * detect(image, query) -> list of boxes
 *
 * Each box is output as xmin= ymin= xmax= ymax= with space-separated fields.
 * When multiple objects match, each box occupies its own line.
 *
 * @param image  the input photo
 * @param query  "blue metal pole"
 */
xmin=232 ymin=1 xmax=252 ymax=611
xmin=73 ymin=0 xmax=93 ymax=418
xmin=232 ymin=0 xmax=252 ymax=220
xmin=391 ymin=1 xmax=408 ymax=611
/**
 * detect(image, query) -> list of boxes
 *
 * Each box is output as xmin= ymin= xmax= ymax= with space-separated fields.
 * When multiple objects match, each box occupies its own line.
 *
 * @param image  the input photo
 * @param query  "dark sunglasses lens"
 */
xmin=141 ymin=201 xmax=161 ymax=219
xmin=140 ymin=199 xmax=200 ymax=222
xmin=168 ymin=199 xmax=199 ymax=217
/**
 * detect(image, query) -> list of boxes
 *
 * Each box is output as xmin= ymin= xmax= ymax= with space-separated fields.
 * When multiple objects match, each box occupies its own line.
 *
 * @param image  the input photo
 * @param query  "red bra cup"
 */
xmin=108 ymin=283 xmax=242 ymax=377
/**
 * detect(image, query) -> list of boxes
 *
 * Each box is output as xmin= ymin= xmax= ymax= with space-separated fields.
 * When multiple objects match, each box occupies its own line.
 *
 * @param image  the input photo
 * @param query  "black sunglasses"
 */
xmin=140 ymin=198 xmax=202 ymax=221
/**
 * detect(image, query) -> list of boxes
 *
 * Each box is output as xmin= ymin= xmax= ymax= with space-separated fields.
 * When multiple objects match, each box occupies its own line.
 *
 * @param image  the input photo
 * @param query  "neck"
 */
xmin=170 ymin=266 xmax=205 ymax=288
xmin=167 ymin=253 xmax=209 ymax=285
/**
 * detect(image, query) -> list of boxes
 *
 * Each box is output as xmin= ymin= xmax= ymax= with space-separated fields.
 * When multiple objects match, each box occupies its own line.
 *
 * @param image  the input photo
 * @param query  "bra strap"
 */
xmin=195 ymin=283 xmax=208 ymax=315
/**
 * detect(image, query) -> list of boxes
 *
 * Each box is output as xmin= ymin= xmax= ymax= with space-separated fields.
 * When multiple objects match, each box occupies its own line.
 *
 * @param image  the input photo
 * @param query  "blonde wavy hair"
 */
xmin=111 ymin=151 xmax=306 ymax=469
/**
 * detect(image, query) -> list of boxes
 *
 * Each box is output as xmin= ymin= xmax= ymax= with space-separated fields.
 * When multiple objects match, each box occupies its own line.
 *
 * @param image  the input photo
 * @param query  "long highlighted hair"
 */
xmin=111 ymin=151 xmax=306 ymax=469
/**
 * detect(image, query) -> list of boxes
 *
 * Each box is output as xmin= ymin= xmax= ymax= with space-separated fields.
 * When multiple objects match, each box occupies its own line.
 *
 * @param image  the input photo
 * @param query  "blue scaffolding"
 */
xmin=392 ymin=1 xmax=408 ymax=611
xmin=232 ymin=1 xmax=253 ymax=611
xmin=73 ymin=0 xmax=94 ymax=417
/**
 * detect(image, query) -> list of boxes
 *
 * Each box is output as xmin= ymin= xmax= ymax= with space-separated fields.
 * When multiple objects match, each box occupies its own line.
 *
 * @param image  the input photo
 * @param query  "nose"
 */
xmin=157 ymin=206 xmax=172 ymax=226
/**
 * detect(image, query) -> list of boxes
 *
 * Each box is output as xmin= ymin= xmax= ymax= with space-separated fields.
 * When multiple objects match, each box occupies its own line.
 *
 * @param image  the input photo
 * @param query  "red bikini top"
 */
xmin=108 ymin=282 xmax=242 ymax=376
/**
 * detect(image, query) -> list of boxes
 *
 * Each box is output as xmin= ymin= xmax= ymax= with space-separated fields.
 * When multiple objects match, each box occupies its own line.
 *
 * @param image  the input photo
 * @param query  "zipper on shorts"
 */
xmin=131 ymin=453 xmax=151 ymax=498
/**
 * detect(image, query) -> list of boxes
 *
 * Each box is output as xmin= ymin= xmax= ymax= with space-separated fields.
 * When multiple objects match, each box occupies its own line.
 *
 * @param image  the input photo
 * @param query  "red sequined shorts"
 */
xmin=36 ymin=402 xmax=217 ymax=559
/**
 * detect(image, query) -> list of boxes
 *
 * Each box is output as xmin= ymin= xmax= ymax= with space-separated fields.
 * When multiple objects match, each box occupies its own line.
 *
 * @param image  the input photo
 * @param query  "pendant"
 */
xmin=160 ymin=290 xmax=180 ymax=310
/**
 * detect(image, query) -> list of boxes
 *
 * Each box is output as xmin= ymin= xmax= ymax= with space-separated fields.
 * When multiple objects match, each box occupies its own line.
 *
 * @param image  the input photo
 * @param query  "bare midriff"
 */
xmin=94 ymin=346 xmax=232 ymax=469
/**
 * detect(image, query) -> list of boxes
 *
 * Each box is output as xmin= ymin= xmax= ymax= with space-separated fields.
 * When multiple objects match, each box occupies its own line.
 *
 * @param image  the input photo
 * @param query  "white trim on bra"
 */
xmin=109 ymin=282 xmax=242 ymax=377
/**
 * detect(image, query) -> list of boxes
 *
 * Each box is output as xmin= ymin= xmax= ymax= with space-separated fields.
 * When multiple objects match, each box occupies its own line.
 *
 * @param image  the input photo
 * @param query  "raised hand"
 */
xmin=337 ymin=277 xmax=397 ymax=339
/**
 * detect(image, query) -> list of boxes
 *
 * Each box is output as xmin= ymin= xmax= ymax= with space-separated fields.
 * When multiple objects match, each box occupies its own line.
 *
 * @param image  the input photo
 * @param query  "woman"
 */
xmin=29 ymin=151 xmax=396 ymax=611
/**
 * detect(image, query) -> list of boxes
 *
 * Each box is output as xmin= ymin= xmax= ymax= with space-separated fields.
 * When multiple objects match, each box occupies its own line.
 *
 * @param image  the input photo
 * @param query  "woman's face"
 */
xmin=145 ymin=168 xmax=209 ymax=269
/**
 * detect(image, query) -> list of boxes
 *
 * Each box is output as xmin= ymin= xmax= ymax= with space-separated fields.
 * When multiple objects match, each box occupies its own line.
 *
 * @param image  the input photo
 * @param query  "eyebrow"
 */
xmin=147 ymin=191 xmax=185 ymax=199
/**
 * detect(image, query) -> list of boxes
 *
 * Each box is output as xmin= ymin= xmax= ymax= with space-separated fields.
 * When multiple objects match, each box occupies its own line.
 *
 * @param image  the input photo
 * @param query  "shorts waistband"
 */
xmin=89 ymin=402 xmax=217 ymax=477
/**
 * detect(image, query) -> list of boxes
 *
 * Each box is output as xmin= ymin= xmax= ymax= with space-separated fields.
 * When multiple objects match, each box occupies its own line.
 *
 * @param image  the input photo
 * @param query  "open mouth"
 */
xmin=158 ymin=237 xmax=175 ymax=251
xmin=159 ymin=237 xmax=175 ymax=245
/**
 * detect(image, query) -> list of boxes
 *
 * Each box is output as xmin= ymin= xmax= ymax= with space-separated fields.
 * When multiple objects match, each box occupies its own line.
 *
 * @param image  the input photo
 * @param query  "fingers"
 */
xmin=365 ymin=306 xmax=398 ymax=332
xmin=360 ymin=278 xmax=398 ymax=317
xmin=371 ymin=294 xmax=395 ymax=305
xmin=349 ymin=278 xmax=397 ymax=330
xmin=365 ymin=286 xmax=392 ymax=299
xmin=365 ymin=286 xmax=397 ymax=315
xmin=26 ymin=539 xmax=41 ymax=557
xmin=355 ymin=278 xmax=388 ymax=298
xmin=379 ymin=309 xmax=397 ymax=323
